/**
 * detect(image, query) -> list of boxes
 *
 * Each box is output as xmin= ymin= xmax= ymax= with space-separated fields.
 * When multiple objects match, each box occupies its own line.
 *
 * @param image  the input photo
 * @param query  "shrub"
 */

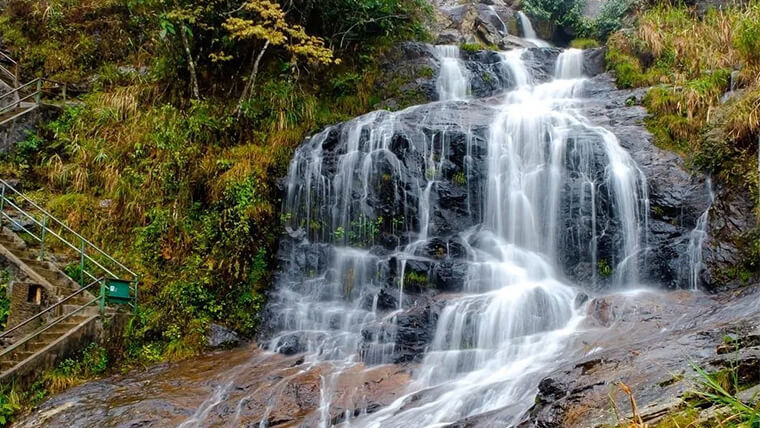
xmin=594 ymin=0 xmax=635 ymax=39
xmin=733 ymin=5 xmax=760 ymax=64
xmin=570 ymin=38 xmax=600 ymax=49
xmin=459 ymin=42 xmax=484 ymax=52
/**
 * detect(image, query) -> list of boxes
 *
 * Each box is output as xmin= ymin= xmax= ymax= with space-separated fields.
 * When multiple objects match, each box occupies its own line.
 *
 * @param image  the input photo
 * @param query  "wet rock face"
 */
xmin=206 ymin=324 xmax=241 ymax=348
xmin=578 ymin=74 xmax=736 ymax=290
xmin=702 ymin=188 xmax=757 ymax=289
xmin=12 ymin=347 xmax=413 ymax=428
xmin=431 ymin=0 xmax=519 ymax=46
xmin=524 ymin=286 xmax=760 ymax=427
xmin=265 ymin=51 xmax=740 ymax=367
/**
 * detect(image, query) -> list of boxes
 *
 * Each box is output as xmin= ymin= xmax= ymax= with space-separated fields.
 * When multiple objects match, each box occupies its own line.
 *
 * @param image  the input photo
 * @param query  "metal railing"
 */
xmin=0 ymin=77 xmax=67 ymax=125
xmin=0 ymin=278 xmax=101 ymax=341
xmin=0 ymin=278 xmax=104 ymax=362
xmin=0 ymin=179 xmax=138 ymax=310
xmin=0 ymin=51 xmax=19 ymax=88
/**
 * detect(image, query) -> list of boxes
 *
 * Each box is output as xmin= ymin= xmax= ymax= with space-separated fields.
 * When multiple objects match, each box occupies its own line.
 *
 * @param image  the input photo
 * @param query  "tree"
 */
xmin=223 ymin=0 xmax=338 ymax=114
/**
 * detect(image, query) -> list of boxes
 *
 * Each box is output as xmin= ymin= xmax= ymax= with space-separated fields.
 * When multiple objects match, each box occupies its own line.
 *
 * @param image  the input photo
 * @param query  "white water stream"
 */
xmin=687 ymin=179 xmax=714 ymax=290
xmin=517 ymin=12 xmax=550 ymax=47
xmin=250 ymin=31 xmax=650 ymax=428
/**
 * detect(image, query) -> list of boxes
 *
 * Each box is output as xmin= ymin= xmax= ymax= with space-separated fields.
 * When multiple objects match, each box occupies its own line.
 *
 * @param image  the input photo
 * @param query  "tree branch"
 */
xmin=235 ymin=40 xmax=270 ymax=117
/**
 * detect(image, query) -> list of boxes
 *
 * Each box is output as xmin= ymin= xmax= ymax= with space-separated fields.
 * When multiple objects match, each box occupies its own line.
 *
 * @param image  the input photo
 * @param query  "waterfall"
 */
xmin=488 ymin=5 xmax=509 ymax=35
xmin=555 ymin=48 xmax=584 ymax=79
xmin=517 ymin=12 xmax=550 ymax=47
xmin=435 ymin=45 xmax=470 ymax=101
xmin=269 ymin=43 xmax=650 ymax=426
xmin=687 ymin=179 xmax=714 ymax=290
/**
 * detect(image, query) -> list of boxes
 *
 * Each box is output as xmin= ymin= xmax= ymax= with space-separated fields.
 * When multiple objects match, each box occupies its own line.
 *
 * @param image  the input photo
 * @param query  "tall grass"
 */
xmin=606 ymin=2 xmax=760 ymax=232
xmin=690 ymin=363 xmax=760 ymax=427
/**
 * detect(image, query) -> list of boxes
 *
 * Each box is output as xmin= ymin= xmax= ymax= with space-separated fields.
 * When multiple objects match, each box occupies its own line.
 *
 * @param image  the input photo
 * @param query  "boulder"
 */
xmin=206 ymin=323 xmax=241 ymax=348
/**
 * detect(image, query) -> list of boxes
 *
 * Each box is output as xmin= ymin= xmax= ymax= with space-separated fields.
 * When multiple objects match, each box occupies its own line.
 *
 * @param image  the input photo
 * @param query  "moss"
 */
xmin=605 ymin=40 xmax=645 ymax=89
xmin=598 ymin=259 xmax=613 ymax=277
xmin=652 ymin=407 xmax=703 ymax=428
xmin=452 ymin=171 xmax=467 ymax=186
xmin=404 ymin=271 xmax=428 ymax=287
xmin=459 ymin=42 xmax=484 ymax=53
xmin=570 ymin=38 xmax=600 ymax=49
xmin=417 ymin=65 xmax=435 ymax=79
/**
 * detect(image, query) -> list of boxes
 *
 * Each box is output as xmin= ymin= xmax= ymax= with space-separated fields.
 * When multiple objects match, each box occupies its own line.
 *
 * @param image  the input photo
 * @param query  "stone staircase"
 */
xmin=0 ymin=50 xmax=67 ymax=128
xmin=0 ymin=228 xmax=99 ymax=373
xmin=0 ymin=180 xmax=137 ymax=386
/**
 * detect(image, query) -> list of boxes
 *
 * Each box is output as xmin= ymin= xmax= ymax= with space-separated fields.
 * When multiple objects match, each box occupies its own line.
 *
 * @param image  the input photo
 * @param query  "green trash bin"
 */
xmin=105 ymin=278 xmax=132 ymax=305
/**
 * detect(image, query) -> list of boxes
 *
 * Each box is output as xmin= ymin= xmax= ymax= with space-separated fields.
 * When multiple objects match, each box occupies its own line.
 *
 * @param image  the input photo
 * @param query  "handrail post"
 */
xmin=0 ymin=184 xmax=5 ymax=230
xmin=79 ymin=238 xmax=85 ymax=288
xmin=133 ymin=277 xmax=138 ymax=313
xmin=62 ymin=84 xmax=67 ymax=104
xmin=39 ymin=214 xmax=47 ymax=260
xmin=99 ymin=279 xmax=106 ymax=316
xmin=35 ymin=79 xmax=42 ymax=106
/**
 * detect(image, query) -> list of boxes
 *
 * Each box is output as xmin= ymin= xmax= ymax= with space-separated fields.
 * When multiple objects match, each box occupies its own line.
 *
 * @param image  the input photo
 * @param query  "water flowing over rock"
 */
xmin=260 ymin=43 xmax=661 ymax=426
xmin=14 ymin=11 xmax=757 ymax=428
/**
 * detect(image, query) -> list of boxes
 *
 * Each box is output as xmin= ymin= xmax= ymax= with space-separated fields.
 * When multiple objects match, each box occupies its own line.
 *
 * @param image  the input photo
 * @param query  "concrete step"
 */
xmin=13 ymin=350 xmax=34 ymax=362
xmin=0 ymin=359 xmax=18 ymax=372
xmin=18 ymin=256 xmax=54 ymax=271
xmin=0 ymin=234 xmax=23 ymax=250
xmin=24 ymin=340 xmax=50 ymax=353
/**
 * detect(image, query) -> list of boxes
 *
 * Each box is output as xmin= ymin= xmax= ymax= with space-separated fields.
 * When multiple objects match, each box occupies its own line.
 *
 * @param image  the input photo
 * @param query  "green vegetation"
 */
xmin=0 ymin=269 xmax=9 ymax=330
xmin=522 ymin=0 xmax=634 ymax=41
xmin=460 ymin=42 xmax=485 ymax=53
xmin=606 ymin=3 xmax=760 ymax=279
xmin=0 ymin=0 xmax=431 ymax=370
xmin=687 ymin=362 xmax=760 ymax=427
xmin=404 ymin=271 xmax=428 ymax=288
xmin=0 ymin=343 xmax=109 ymax=425
xmin=570 ymin=38 xmax=600 ymax=49
xmin=452 ymin=171 xmax=467 ymax=186
xmin=598 ymin=259 xmax=613 ymax=277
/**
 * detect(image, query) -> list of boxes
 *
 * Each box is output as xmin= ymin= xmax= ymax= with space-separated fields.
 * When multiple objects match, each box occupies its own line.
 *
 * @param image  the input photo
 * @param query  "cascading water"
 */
xmin=266 ymin=40 xmax=650 ymax=426
xmin=517 ymin=12 xmax=550 ymax=47
xmin=488 ymin=5 xmax=509 ymax=35
xmin=435 ymin=45 xmax=470 ymax=101
xmin=687 ymin=179 xmax=714 ymax=290
xmin=555 ymin=48 xmax=584 ymax=79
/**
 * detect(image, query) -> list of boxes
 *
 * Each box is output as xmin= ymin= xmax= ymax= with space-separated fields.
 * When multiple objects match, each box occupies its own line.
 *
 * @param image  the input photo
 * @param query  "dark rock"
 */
xmin=537 ymin=377 xmax=566 ymax=402
xmin=574 ymin=292 xmax=589 ymax=308
xmin=582 ymin=47 xmax=606 ymax=77
xmin=526 ymin=288 xmax=760 ymax=427
xmin=206 ymin=323 xmax=241 ymax=348
xmin=432 ymin=260 xmax=468 ymax=292
xmin=274 ymin=333 xmax=303 ymax=355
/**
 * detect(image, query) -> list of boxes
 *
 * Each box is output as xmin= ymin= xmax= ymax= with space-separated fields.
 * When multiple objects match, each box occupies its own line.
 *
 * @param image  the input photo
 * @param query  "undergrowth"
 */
xmin=0 ymin=343 xmax=108 ymax=426
xmin=0 ymin=0 xmax=432 ymax=369
xmin=606 ymin=3 xmax=760 ymax=280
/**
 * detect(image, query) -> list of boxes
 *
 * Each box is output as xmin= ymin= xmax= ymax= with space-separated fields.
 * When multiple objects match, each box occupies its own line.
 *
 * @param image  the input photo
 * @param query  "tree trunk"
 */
xmin=235 ymin=40 xmax=269 ymax=116
xmin=179 ymin=24 xmax=200 ymax=99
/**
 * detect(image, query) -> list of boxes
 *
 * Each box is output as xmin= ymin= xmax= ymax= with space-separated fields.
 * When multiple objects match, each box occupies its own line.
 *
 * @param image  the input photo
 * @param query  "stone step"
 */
xmin=0 ymin=234 xmax=23 ymax=250
xmin=39 ymin=331 xmax=62 ymax=343
xmin=19 ymin=256 xmax=54 ymax=271
xmin=24 ymin=340 xmax=50 ymax=353
xmin=34 ymin=267 xmax=65 ymax=285
xmin=13 ymin=350 xmax=35 ymax=362
xmin=0 ymin=359 xmax=18 ymax=372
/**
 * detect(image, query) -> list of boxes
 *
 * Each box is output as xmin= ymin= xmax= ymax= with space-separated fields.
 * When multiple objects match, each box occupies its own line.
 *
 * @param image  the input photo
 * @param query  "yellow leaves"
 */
xmin=209 ymin=51 xmax=233 ymax=63
xmin=224 ymin=18 xmax=286 ymax=45
xmin=224 ymin=0 xmax=337 ymax=66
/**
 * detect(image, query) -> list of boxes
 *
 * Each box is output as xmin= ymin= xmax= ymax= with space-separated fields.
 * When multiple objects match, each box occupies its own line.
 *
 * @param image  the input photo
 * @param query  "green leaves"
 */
xmin=158 ymin=16 xmax=176 ymax=39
